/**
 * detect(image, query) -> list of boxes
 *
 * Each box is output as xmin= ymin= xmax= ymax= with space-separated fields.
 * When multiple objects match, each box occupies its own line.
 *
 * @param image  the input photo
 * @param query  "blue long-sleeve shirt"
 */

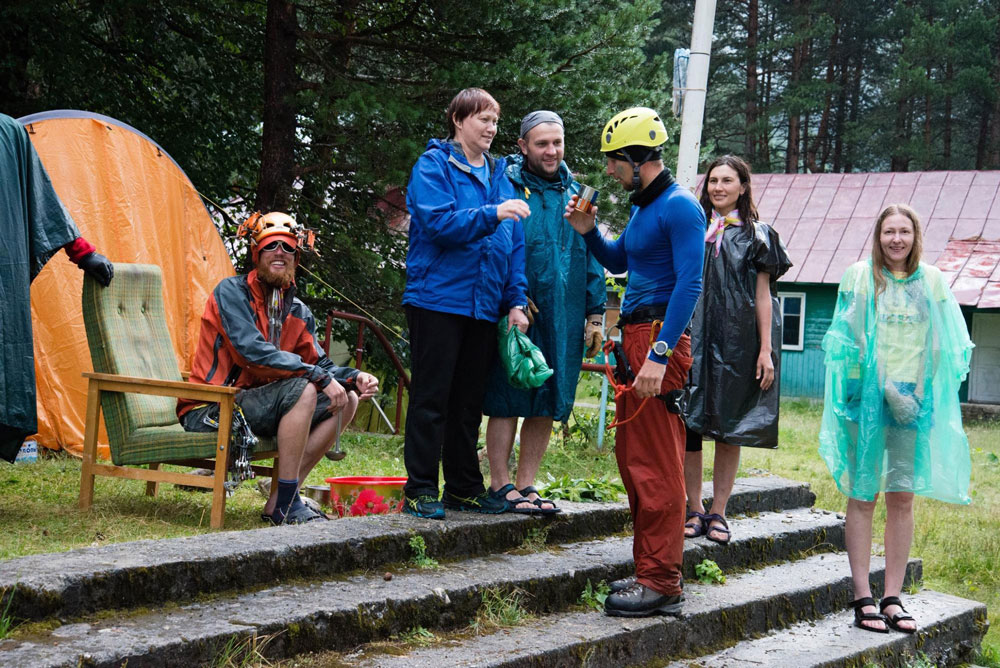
xmin=583 ymin=179 xmax=704 ymax=363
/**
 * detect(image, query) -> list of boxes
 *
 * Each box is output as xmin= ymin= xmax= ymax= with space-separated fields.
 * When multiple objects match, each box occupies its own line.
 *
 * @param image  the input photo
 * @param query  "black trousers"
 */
xmin=403 ymin=306 xmax=496 ymax=499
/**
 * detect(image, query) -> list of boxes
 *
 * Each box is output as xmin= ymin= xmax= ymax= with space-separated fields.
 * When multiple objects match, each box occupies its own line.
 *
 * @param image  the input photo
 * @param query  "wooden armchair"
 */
xmin=80 ymin=263 xmax=277 ymax=529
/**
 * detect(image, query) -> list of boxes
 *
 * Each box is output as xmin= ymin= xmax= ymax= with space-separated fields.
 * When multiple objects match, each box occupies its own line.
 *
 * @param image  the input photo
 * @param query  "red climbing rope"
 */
xmin=600 ymin=339 xmax=649 ymax=430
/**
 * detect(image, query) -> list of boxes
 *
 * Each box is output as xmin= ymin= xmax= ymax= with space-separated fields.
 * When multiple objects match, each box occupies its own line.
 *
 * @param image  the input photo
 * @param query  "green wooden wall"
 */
xmin=778 ymin=284 xmax=836 ymax=399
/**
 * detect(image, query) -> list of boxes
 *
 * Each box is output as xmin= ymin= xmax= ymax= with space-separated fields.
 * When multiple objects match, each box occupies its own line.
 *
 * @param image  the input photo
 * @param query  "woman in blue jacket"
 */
xmin=401 ymin=88 xmax=531 ymax=519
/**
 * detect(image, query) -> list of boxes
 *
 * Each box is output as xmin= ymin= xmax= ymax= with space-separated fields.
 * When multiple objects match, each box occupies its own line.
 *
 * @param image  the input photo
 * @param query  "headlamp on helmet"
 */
xmin=237 ymin=211 xmax=317 ymax=262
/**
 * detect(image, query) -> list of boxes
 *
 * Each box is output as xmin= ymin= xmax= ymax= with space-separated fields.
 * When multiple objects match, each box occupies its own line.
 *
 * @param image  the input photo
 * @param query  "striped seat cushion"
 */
xmin=121 ymin=426 xmax=276 ymax=465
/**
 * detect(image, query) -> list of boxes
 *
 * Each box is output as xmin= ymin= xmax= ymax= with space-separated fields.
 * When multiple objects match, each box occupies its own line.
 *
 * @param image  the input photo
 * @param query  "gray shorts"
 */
xmin=180 ymin=377 xmax=333 ymax=437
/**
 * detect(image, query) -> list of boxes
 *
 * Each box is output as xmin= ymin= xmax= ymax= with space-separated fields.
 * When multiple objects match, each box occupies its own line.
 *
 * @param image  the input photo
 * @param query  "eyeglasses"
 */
xmin=260 ymin=240 xmax=297 ymax=254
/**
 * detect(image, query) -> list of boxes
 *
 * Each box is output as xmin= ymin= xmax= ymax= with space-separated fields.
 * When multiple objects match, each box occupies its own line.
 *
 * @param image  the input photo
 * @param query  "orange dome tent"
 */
xmin=19 ymin=110 xmax=236 ymax=458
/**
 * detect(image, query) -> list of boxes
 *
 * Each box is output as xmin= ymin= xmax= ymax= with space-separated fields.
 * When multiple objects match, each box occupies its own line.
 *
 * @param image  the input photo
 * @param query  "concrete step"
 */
xmin=329 ymin=554 xmax=926 ymax=667
xmin=0 ymin=509 xmax=843 ymax=668
xmin=664 ymin=589 xmax=988 ymax=668
xmin=0 ymin=475 xmax=815 ymax=621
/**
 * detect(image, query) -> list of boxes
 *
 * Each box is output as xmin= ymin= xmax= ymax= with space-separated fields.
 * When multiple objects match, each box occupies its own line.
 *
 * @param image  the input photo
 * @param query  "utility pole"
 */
xmin=675 ymin=0 xmax=717 ymax=191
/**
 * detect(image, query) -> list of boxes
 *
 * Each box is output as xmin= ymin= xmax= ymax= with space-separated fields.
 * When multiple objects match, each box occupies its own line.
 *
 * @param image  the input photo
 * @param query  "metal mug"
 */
xmin=574 ymin=184 xmax=599 ymax=215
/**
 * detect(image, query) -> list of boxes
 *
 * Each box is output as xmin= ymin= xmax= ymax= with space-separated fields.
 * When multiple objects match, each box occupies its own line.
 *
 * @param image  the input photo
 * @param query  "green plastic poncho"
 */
xmin=818 ymin=260 xmax=974 ymax=504
xmin=0 ymin=113 xmax=82 ymax=462
xmin=482 ymin=155 xmax=605 ymax=421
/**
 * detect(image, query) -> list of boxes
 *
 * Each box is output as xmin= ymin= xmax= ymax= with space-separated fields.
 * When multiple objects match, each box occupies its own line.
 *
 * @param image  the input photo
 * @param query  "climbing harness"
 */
xmin=600 ymin=320 xmax=682 ymax=430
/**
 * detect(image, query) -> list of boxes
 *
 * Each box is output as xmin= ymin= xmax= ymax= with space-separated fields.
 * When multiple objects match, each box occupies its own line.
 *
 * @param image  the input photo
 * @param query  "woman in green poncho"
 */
xmin=819 ymin=204 xmax=973 ymax=635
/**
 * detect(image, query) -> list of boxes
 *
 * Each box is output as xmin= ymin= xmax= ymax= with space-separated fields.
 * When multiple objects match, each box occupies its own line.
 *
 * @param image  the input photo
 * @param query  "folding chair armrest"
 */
xmin=82 ymin=372 xmax=238 ymax=403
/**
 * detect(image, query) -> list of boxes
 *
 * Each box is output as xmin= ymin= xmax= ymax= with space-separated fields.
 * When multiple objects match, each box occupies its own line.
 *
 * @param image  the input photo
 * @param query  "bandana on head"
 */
xmin=520 ymin=110 xmax=563 ymax=138
xmin=705 ymin=210 xmax=742 ymax=257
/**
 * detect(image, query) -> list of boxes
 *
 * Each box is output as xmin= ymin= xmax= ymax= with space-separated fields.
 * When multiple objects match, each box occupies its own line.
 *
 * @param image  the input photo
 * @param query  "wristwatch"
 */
xmin=651 ymin=340 xmax=673 ymax=358
xmin=512 ymin=304 xmax=529 ymax=313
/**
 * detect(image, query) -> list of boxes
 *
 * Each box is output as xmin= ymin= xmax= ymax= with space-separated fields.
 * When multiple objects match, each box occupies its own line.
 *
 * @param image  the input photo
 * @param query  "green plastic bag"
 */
xmin=497 ymin=318 xmax=554 ymax=390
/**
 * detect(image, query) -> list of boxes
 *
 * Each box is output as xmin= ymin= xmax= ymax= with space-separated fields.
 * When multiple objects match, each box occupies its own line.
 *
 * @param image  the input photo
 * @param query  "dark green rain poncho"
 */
xmin=0 ymin=113 xmax=82 ymax=463
xmin=482 ymin=154 xmax=605 ymax=422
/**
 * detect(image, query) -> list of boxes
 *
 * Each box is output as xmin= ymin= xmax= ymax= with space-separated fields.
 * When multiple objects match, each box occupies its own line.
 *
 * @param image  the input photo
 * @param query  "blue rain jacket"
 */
xmin=402 ymin=139 xmax=527 ymax=321
xmin=819 ymin=260 xmax=973 ymax=504
xmin=482 ymin=155 xmax=606 ymax=421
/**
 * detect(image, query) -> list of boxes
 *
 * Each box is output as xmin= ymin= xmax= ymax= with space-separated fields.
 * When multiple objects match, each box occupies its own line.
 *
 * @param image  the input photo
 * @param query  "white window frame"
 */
xmin=778 ymin=292 xmax=806 ymax=351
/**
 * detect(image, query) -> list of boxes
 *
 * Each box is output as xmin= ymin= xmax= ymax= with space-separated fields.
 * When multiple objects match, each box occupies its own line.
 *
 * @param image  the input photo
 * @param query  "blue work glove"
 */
xmin=78 ymin=252 xmax=114 ymax=287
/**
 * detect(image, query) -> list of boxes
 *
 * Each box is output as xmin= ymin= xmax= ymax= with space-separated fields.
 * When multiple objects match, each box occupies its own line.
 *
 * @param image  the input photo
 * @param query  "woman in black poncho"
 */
xmin=683 ymin=155 xmax=792 ymax=544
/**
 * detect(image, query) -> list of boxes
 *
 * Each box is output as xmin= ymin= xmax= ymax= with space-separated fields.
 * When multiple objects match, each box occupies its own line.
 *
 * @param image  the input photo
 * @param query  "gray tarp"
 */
xmin=0 ymin=113 xmax=80 ymax=462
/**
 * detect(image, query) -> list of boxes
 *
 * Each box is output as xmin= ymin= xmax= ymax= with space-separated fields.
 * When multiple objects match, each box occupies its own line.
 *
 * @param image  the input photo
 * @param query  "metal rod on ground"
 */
xmin=675 ymin=0 xmax=717 ymax=191
xmin=369 ymin=397 xmax=395 ymax=434
xmin=597 ymin=311 xmax=609 ymax=449
xmin=326 ymin=409 xmax=346 ymax=461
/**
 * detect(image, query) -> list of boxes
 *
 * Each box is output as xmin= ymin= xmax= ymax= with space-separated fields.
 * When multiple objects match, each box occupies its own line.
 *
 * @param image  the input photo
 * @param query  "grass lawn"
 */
xmin=0 ymin=431 xmax=407 ymax=558
xmin=0 ymin=396 xmax=997 ymax=659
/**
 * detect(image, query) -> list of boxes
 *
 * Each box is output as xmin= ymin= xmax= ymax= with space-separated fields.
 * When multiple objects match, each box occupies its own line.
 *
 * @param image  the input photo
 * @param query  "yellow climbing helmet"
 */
xmin=600 ymin=107 xmax=668 ymax=153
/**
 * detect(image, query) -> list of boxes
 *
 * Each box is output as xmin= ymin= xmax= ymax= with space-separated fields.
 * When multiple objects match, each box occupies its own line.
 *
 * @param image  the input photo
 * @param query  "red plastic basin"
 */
xmin=325 ymin=476 xmax=407 ymax=517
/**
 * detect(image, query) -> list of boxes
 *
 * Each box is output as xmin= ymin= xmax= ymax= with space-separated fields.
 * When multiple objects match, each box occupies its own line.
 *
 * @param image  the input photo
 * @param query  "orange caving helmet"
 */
xmin=237 ymin=211 xmax=317 ymax=263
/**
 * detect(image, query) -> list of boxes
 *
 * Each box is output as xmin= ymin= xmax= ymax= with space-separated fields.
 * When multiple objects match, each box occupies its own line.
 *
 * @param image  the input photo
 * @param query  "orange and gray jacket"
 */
xmin=177 ymin=270 xmax=359 ymax=418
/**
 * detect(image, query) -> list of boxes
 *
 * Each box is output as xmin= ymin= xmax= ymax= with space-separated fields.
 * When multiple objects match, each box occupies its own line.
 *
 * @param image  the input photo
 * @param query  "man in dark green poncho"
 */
xmin=0 ymin=113 xmax=114 ymax=463
xmin=482 ymin=111 xmax=606 ymax=514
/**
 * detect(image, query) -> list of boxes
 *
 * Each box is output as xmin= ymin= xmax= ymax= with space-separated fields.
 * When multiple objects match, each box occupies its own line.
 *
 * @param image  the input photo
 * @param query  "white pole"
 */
xmin=675 ymin=0 xmax=717 ymax=191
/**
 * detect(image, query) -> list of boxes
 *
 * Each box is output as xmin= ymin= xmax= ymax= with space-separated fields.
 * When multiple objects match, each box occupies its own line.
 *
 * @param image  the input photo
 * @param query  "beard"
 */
xmin=257 ymin=259 xmax=296 ymax=289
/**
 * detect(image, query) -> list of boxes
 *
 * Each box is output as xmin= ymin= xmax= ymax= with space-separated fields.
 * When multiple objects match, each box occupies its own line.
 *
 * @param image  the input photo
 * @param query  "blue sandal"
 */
xmin=519 ymin=485 xmax=562 ymax=515
xmin=489 ymin=484 xmax=537 ymax=514
xmin=685 ymin=510 xmax=707 ymax=538
xmin=702 ymin=513 xmax=731 ymax=544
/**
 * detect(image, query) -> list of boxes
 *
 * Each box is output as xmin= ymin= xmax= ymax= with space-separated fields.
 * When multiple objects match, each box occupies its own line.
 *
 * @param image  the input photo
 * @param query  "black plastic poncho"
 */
xmin=684 ymin=220 xmax=792 ymax=448
xmin=0 ymin=114 xmax=81 ymax=462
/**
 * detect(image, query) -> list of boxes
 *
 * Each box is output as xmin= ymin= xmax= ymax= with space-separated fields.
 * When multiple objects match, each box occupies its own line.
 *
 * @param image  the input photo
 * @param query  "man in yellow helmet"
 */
xmin=178 ymin=212 xmax=379 ymax=524
xmin=565 ymin=107 xmax=704 ymax=617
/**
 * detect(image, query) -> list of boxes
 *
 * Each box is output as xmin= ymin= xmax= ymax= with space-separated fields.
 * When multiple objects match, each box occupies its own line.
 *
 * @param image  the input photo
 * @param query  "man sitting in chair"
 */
xmin=177 ymin=212 xmax=378 ymax=525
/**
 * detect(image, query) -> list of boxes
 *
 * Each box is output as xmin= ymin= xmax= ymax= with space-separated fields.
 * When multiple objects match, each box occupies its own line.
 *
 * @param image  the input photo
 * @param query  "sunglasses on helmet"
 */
xmin=260 ymin=240 xmax=297 ymax=253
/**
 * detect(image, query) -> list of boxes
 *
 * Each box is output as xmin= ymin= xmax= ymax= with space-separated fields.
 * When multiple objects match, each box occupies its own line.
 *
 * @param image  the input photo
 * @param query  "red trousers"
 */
xmin=615 ymin=325 xmax=692 ymax=596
